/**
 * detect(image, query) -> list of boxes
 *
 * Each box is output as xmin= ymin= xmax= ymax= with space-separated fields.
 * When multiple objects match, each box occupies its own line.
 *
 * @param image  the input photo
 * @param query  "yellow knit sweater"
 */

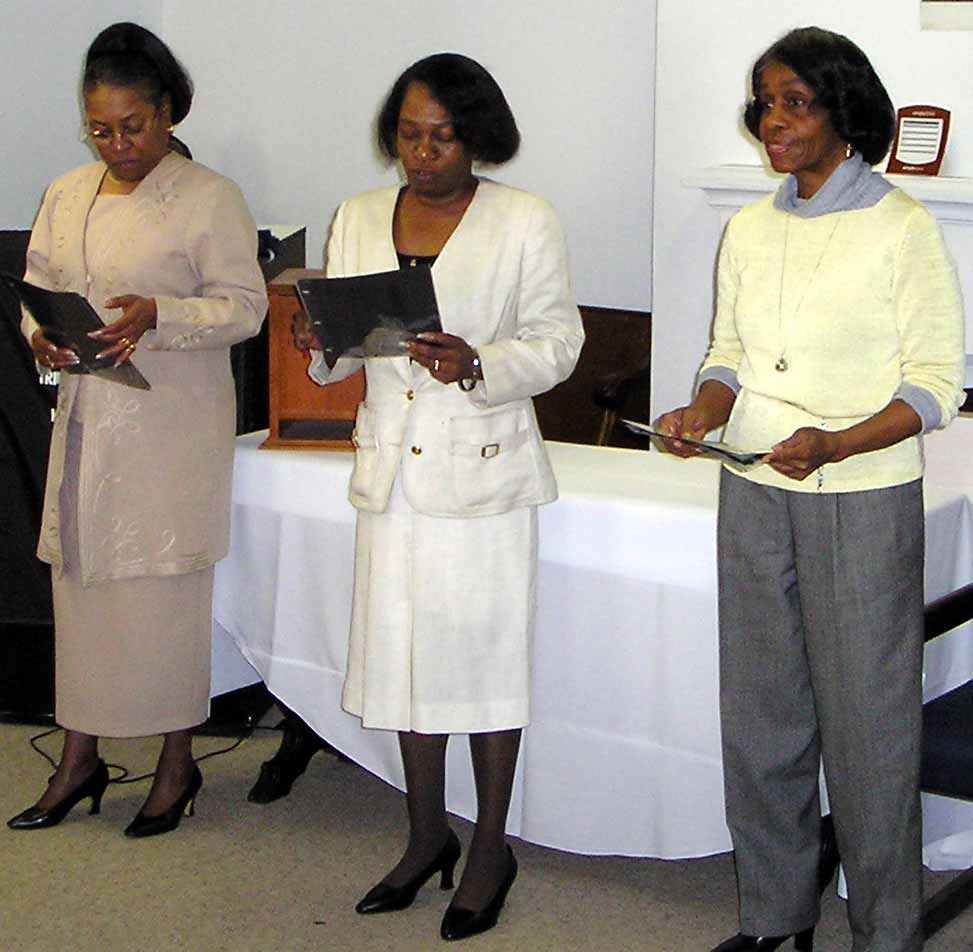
xmin=700 ymin=189 xmax=965 ymax=493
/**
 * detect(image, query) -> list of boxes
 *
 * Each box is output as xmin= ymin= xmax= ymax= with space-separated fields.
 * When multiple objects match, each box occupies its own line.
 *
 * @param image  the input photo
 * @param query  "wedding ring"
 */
xmin=433 ymin=358 xmax=440 ymax=373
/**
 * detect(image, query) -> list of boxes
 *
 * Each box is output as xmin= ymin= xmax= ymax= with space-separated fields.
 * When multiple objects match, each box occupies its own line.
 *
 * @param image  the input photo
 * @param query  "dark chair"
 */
xmin=920 ymin=581 xmax=973 ymax=940
xmin=814 ymin=583 xmax=973 ymax=940
xmin=531 ymin=305 xmax=651 ymax=447
xmin=590 ymin=352 xmax=652 ymax=447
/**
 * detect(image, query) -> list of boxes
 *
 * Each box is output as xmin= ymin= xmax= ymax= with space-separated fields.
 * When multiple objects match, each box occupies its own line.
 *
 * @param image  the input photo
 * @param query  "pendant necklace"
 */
xmin=776 ymin=215 xmax=840 ymax=372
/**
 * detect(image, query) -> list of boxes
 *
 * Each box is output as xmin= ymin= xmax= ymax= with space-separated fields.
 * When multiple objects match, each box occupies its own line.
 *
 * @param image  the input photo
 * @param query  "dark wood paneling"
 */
xmin=533 ymin=305 xmax=651 ymax=447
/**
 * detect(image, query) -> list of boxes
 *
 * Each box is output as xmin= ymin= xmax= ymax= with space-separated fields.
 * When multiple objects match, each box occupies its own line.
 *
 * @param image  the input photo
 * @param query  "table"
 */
xmin=211 ymin=425 xmax=973 ymax=862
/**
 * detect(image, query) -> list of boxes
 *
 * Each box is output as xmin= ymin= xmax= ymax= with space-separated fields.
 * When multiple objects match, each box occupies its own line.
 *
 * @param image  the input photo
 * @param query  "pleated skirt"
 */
xmin=53 ymin=421 xmax=212 ymax=737
xmin=342 ymin=475 xmax=537 ymax=734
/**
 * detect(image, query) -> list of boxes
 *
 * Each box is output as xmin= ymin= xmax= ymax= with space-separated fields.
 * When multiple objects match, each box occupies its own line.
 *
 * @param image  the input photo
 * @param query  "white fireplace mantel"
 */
xmin=683 ymin=165 xmax=973 ymax=225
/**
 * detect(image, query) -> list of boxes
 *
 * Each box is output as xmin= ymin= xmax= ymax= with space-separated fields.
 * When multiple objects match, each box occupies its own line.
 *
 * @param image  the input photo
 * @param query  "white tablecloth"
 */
xmin=211 ymin=424 xmax=973 ymax=862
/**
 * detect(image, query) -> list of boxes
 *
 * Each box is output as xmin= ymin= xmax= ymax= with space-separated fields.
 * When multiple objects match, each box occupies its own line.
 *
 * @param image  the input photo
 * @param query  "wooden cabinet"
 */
xmin=263 ymin=268 xmax=364 ymax=450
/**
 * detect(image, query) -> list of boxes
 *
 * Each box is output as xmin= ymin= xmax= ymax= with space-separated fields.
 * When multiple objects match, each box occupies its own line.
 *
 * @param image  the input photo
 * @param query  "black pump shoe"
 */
xmin=7 ymin=759 xmax=110 ymax=830
xmin=356 ymin=829 xmax=461 ymax=914
xmin=124 ymin=766 xmax=202 ymax=838
xmin=711 ymin=928 xmax=814 ymax=952
xmin=247 ymin=715 xmax=330 ymax=804
xmin=440 ymin=846 xmax=518 ymax=942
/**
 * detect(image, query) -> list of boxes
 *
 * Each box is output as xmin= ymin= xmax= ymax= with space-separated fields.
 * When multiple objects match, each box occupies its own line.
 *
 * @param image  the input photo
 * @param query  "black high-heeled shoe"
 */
xmin=440 ymin=845 xmax=518 ymax=942
xmin=355 ymin=829 xmax=461 ymax=914
xmin=124 ymin=765 xmax=202 ymax=838
xmin=711 ymin=927 xmax=814 ymax=952
xmin=7 ymin=759 xmax=110 ymax=830
xmin=247 ymin=715 xmax=340 ymax=804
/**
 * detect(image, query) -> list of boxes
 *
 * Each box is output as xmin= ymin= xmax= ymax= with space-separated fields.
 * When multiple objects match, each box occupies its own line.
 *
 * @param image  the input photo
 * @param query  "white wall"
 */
xmin=0 ymin=1 xmax=160 ymax=229
xmin=2 ymin=2 xmax=654 ymax=308
xmin=652 ymin=2 xmax=973 ymax=416
xmin=160 ymin=0 xmax=656 ymax=309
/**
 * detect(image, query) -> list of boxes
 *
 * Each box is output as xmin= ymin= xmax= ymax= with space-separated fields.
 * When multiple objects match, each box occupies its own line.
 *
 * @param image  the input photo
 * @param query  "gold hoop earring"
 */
xmin=845 ymin=142 xmax=853 ymax=159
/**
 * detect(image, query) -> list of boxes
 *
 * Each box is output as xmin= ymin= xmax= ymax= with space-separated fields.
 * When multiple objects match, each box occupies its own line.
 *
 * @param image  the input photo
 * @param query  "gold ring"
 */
xmin=120 ymin=336 xmax=131 ymax=346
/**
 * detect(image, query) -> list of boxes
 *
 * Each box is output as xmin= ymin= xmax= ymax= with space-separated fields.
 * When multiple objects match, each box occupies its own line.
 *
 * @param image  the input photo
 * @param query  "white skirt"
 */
xmin=342 ymin=475 xmax=537 ymax=733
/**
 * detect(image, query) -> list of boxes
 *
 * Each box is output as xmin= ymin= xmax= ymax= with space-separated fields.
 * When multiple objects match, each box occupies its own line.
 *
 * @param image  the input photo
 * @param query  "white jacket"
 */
xmin=310 ymin=179 xmax=584 ymax=517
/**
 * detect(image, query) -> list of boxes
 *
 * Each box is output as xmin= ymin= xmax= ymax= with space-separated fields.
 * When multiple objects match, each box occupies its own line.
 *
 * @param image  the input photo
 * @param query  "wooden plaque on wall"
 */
xmin=886 ymin=105 xmax=951 ymax=176
xmin=262 ymin=268 xmax=364 ymax=450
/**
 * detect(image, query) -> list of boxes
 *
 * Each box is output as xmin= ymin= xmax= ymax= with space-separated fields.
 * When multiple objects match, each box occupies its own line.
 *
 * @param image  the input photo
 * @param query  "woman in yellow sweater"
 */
xmin=658 ymin=27 xmax=964 ymax=952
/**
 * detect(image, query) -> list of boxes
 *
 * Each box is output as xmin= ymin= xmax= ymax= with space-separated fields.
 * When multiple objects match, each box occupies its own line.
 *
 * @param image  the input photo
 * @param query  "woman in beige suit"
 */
xmin=306 ymin=54 xmax=583 ymax=941
xmin=7 ymin=23 xmax=267 ymax=837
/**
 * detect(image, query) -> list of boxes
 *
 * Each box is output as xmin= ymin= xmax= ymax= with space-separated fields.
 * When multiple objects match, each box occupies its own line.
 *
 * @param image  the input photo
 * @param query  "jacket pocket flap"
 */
xmin=448 ymin=408 xmax=530 ymax=458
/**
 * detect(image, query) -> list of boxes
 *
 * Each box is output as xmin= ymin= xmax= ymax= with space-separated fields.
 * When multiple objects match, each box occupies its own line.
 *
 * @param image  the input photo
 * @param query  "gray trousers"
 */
xmin=717 ymin=471 xmax=924 ymax=952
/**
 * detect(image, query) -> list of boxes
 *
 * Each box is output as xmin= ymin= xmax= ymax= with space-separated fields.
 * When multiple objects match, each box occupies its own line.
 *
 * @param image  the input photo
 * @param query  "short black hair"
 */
xmin=83 ymin=22 xmax=194 ymax=125
xmin=743 ymin=26 xmax=895 ymax=166
xmin=377 ymin=53 xmax=520 ymax=164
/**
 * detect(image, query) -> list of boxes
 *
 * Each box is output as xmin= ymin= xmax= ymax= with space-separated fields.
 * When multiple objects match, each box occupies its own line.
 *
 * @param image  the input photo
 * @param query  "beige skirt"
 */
xmin=53 ymin=421 xmax=212 ymax=737
xmin=342 ymin=475 xmax=537 ymax=735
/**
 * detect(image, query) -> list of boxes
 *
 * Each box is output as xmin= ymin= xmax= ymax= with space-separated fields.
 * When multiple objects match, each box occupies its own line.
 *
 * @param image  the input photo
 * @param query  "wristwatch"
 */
xmin=458 ymin=353 xmax=483 ymax=392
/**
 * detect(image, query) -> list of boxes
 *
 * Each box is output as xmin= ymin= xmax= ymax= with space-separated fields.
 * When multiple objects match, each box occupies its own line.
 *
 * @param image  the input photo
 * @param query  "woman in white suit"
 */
xmin=306 ymin=53 xmax=583 ymax=942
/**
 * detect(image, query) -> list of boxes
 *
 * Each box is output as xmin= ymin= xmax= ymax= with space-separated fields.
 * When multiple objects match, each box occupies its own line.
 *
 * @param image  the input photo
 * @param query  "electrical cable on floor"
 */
xmin=26 ymin=723 xmax=286 ymax=784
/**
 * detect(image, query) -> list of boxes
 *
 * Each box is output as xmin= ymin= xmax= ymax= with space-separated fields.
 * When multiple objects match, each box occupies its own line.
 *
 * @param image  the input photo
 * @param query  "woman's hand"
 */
xmin=767 ymin=427 xmax=841 ymax=480
xmin=408 ymin=331 xmax=477 ymax=385
xmin=654 ymin=381 xmax=738 ymax=458
xmin=31 ymin=328 xmax=80 ymax=371
xmin=654 ymin=406 xmax=711 ymax=457
xmin=88 ymin=295 xmax=158 ymax=366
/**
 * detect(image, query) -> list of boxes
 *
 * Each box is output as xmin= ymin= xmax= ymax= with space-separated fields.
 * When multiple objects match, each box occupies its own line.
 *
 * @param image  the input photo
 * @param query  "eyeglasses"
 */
xmin=80 ymin=110 xmax=165 ymax=147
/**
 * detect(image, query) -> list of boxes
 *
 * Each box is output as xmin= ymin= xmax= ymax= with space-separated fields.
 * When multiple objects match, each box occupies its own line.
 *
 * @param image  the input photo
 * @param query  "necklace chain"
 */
xmin=776 ymin=216 xmax=841 ymax=372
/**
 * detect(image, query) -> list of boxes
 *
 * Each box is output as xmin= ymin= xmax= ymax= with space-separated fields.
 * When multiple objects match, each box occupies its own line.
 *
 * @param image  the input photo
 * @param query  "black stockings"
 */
xmin=385 ymin=728 xmax=522 ymax=910
xmin=36 ymin=727 xmax=194 ymax=817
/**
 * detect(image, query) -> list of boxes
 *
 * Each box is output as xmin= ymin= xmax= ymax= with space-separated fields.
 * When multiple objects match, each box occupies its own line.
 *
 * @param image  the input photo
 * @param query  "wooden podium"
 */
xmin=263 ymin=268 xmax=365 ymax=450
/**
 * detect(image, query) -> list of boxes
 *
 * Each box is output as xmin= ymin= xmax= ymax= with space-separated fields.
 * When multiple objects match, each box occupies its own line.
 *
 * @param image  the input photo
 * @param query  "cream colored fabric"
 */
xmin=343 ymin=473 xmax=536 ymax=733
xmin=309 ymin=179 xmax=585 ymax=517
xmin=311 ymin=180 xmax=582 ymax=731
xmin=54 ymin=420 xmax=213 ymax=737
xmin=21 ymin=153 xmax=264 ymax=735
xmin=700 ymin=189 xmax=965 ymax=493
xmin=22 ymin=152 xmax=268 ymax=583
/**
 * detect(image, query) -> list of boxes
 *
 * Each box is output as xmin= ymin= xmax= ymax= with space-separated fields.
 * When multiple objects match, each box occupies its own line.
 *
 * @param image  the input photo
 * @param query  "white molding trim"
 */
xmin=683 ymin=165 xmax=973 ymax=224
xmin=921 ymin=1 xmax=973 ymax=31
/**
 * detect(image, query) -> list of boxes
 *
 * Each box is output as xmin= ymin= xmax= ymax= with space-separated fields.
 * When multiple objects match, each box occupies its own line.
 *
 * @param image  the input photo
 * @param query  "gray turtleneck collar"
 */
xmin=774 ymin=153 xmax=893 ymax=218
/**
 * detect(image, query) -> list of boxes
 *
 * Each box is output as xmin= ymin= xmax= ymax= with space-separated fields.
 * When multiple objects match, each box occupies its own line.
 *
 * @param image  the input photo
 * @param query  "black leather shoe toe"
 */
xmin=440 ymin=846 xmax=518 ymax=942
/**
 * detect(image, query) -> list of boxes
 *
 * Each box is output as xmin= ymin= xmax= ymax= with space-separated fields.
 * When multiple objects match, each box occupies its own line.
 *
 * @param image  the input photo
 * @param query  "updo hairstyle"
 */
xmin=83 ymin=22 xmax=194 ymax=124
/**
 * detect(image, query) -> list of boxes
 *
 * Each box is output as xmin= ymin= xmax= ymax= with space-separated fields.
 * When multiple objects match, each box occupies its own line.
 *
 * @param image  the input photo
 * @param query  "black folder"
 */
xmin=0 ymin=273 xmax=150 ymax=390
xmin=295 ymin=267 xmax=441 ymax=363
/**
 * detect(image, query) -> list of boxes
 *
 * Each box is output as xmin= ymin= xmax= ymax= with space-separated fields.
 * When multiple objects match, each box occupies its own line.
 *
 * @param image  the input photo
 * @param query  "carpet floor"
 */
xmin=1 ymin=722 xmax=969 ymax=952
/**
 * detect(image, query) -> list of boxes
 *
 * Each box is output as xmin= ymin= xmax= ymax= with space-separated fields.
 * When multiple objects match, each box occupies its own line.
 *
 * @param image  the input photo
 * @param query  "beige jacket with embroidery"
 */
xmin=22 ymin=152 xmax=268 ymax=584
